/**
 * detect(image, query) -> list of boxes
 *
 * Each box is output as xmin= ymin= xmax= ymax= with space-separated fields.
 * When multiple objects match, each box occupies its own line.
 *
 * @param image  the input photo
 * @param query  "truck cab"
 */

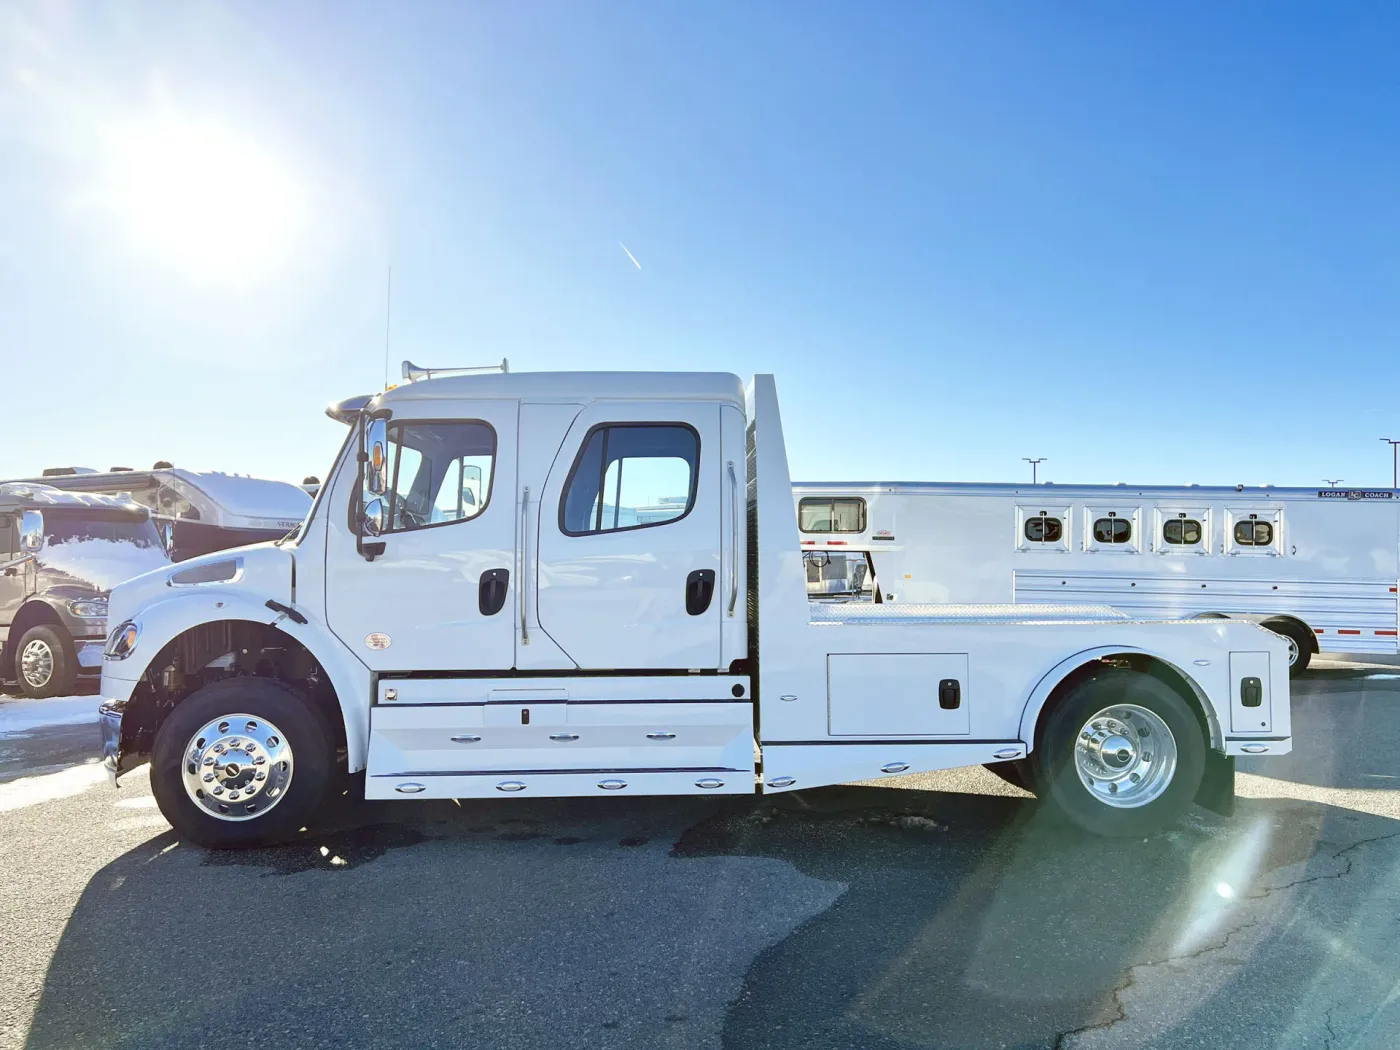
xmin=98 ymin=368 xmax=1291 ymax=849
xmin=1 ymin=484 xmax=170 ymax=697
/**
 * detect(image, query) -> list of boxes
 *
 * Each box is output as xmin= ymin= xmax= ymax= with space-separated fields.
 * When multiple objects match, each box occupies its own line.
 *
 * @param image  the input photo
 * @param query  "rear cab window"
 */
xmin=560 ymin=424 xmax=700 ymax=535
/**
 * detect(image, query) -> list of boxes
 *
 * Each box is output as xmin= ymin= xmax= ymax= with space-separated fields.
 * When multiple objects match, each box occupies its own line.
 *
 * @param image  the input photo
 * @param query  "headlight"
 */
xmin=68 ymin=598 xmax=109 ymax=619
xmin=104 ymin=620 xmax=141 ymax=660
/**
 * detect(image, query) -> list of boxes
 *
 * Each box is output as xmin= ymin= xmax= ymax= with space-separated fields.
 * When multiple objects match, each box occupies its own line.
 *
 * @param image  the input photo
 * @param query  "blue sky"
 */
xmin=2 ymin=2 xmax=1397 ymax=489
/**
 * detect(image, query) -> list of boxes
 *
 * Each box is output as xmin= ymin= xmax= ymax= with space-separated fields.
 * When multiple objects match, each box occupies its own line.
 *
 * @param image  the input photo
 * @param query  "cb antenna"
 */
xmin=383 ymin=265 xmax=393 ymax=391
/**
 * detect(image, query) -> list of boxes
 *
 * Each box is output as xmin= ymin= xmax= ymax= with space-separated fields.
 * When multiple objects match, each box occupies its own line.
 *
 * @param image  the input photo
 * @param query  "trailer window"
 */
xmin=1234 ymin=520 xmax=1274 ymax=546
xmin=560 ymin=423 xmax=699 ymax=535
xmin=1092 ymin=516 xmax=1132 ymax=544
xmin=1023 ymin=515 xmax=1063 ymax=543
xmin=798 ymin=497 xmax=866 ymax=534
xmin=381 ymin=420 xmax=497 ymax=533
xmin=1163 ymin=518 xmax=1202 ymax=545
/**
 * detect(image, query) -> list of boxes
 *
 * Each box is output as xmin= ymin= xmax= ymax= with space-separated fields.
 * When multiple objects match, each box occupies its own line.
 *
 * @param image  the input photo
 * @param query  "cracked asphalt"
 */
xmin=4 ymin=658 xmax=1400 ymax=1050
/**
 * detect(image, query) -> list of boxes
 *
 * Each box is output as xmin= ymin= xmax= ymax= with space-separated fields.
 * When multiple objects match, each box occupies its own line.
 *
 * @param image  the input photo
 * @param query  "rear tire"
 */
xmin=14 ymin=624 xmax=77 ymax=698
xmin=1033 ymin=669 xmax=1206 ymax=838
xmin=150 ymin=677 xmax=335 ymax=849
xmin=1263 ymin=620 xmax=1313 ymax=677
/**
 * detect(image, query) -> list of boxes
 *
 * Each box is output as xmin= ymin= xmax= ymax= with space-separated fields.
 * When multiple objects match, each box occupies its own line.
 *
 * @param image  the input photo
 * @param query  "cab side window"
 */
xmin=0 ymin=514 xmax=14 ymax=559
xmin=560 ymin=424 xmax=699 ymax=535
xmin=382 ymin=421 xmax=496 ymax=532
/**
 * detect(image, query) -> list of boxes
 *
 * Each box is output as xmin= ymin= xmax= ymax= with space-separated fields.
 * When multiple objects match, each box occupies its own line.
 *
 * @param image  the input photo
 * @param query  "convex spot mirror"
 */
xmin=19 ymin=510 xmax=43 ymax=553
xmin=365 ymin=417 xmax=389 ymax=497
xmin=362 ymin=498 xmax=387 ymax=537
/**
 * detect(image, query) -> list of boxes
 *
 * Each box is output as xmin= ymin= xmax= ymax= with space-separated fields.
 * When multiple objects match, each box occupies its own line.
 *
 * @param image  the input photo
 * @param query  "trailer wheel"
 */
xmin=150 ymin=677 xmax=335 ymax=849
xmin=1262 ymin=620 xmax=1312 ymax=677
xmin=15 ymin=624 xmax=77 ymax=698
xmin=1034 ymin=669 xmax=1206 ymax=837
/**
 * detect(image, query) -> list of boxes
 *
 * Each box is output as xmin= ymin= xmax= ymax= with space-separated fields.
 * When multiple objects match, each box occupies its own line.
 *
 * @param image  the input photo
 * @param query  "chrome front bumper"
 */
xmin=99 ymin=698 xmax=126 ymax=787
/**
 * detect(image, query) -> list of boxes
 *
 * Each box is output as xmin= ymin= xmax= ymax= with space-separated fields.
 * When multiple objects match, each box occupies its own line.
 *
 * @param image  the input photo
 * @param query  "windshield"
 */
xmin=44 ymin=511 xmax=163 ymax=548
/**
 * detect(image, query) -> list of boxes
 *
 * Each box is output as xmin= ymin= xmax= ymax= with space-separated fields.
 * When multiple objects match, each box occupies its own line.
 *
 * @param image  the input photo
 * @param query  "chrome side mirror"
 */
xmin=365 ymin=417 xmax=388 ymax=496
xmin=362 ymin=498 xmax=387 ymax=537
xmin=19 ymin=510 xmax=43 ymax=554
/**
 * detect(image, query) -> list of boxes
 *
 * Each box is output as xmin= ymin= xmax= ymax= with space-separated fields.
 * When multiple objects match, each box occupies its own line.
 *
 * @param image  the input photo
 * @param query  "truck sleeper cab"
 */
xmin=98 ymin=368 xmax=1291 ymax=849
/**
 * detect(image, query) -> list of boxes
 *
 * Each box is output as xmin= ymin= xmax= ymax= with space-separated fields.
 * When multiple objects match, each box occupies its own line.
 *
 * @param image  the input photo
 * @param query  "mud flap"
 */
xmin=1195 ymin=751 xmax=1236 ymax=818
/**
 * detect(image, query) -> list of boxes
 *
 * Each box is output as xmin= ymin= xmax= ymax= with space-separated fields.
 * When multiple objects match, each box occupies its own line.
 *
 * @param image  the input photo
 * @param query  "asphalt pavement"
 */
xmin=3 ymin=661 xmax=1400 ymax=1050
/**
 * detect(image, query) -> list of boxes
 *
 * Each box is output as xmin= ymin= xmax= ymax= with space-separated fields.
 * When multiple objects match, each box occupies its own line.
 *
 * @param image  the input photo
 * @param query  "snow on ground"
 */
xmin=0 ymin=694 xmax=101 ymax=736
xmin=0 ymin=762 xmax=107 ymax=812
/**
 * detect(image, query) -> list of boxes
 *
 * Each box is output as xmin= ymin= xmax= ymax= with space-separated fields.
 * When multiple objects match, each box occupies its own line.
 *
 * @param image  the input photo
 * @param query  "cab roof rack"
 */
xmin=401 ymin=359 xmax=509 ymax=383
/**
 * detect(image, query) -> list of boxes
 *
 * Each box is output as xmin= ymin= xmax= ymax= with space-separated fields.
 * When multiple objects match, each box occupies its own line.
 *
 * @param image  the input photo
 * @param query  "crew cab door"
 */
xmin=325 ymin=399 xmax=519 ymax=671
xmin=522 ymin=401 xmax=725 ymax=671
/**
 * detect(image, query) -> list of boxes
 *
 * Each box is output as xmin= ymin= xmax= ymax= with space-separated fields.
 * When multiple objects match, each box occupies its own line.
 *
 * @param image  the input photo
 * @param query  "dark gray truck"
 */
xmin=0 ymin=483 xmax=170 ymax=697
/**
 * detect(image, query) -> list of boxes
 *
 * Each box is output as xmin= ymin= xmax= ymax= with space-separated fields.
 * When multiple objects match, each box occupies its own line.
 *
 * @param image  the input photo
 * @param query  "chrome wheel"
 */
xmin=20 ymin=639 xmax=54 ymax=689
xmin=1283 ymin=634 xmax=1300 ymax=667
xmin=1074 ymin=703 xmax=1178 ymax=809
xmin=182 ymin=714 xmax=294 ymax=822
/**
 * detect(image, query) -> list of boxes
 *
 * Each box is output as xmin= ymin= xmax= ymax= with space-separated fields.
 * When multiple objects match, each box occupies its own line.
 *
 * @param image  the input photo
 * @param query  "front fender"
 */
xmin=1016 ymin=644 xmax=1224 ymax=755
xmin=102 ymin=591 xmax=372 ymax=772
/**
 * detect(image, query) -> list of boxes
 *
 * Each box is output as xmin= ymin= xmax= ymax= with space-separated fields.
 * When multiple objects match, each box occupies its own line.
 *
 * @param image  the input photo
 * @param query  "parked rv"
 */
xmin=98 ymin=366 xmax=1291 ymax=849
xmin=18 ymin=465 xmax=311 ymax=561
xmin=793 ymin=481 xmax=1400 ymax=676
xmin=1 ymin=484 xmax=170 ymax=697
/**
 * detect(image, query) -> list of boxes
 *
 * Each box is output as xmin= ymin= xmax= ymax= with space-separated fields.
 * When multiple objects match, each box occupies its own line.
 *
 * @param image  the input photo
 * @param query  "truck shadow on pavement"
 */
xmin=22 ymin=780 xmax=1400 ymax=1050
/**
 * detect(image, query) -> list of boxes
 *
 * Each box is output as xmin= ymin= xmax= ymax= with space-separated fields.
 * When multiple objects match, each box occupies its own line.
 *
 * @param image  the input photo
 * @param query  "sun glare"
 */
xmin=97 ymin=114 xmax=308 ymax=288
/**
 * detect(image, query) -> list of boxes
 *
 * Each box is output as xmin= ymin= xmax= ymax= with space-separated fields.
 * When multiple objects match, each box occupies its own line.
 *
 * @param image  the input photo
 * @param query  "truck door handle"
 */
xmin=479 ymin=568 xmax=509 ymax=616
xmin=938 ymin=679 xmax=961 ymax=710
xmin=1240 ymin=677 xmax=1262 ymax=707
xmin=685 ymin=569 xmax=716 ymax=616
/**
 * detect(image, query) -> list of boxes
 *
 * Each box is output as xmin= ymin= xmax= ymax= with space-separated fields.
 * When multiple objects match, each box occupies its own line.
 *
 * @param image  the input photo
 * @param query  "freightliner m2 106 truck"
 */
xmin=98 ymin=367 xmax=1291 ymax=848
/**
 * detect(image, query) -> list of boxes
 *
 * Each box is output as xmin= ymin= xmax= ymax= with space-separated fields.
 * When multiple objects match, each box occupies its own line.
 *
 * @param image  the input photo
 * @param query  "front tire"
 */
xmin=15 ymin=624 xmax=77 ymax=698
xmin=150 ymin=677 xmax=335 ymax=849
xmin=1033 ymin=669 xmax=1206 ymax=837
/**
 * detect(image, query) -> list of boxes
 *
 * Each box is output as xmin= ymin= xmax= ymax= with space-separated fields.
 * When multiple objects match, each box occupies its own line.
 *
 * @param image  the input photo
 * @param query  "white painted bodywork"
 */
xmin=101 ymin=370 xmax=1292 ymax=804
xmin=793 ymin=481 xmax=1400 ymax=656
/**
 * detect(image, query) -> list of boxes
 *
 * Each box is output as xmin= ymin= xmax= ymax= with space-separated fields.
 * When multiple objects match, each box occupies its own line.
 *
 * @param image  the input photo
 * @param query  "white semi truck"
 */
xmin=98 ymin=368 xmax=1291 ymax=848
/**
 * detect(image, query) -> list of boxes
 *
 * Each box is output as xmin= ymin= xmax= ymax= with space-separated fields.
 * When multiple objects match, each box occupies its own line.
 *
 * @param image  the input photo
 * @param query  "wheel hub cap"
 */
xmin=182 ymin=714 xmax=294 ymax=822
xmin=20 ymin=640 xmax=54 ymax=688
xmin=1074 ymin=704 xmax=1178 ymax=809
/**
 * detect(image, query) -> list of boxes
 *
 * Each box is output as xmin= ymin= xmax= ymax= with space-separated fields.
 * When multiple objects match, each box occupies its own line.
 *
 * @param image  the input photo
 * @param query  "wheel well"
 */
xmin=4 ymin=601 xmax=65 ymax=669
xmin=1259 ymin=615 xmax=1318 ymax=654
xmin=1032 ymin=653 xmax=1217 ymax=754
xmin=117 ymin=620 xmax=345 ymax=770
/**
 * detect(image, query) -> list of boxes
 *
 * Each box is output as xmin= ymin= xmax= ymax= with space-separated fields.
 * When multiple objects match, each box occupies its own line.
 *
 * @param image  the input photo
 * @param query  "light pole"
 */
xmin=1323 ymin=479 xmax=1344 ymax=488
xmin=1382 ymin=439 xmax=1400 ymax=489
xmin=1022 ymin=457 xmax=1047 ymax=484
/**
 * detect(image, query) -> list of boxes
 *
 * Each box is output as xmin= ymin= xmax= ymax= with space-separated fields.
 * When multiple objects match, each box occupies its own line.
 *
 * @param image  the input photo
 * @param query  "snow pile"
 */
xmin=0 ymin=695 xmax=100 ymax=736
xmin=38 ymin=538 xmax=170 ymax=591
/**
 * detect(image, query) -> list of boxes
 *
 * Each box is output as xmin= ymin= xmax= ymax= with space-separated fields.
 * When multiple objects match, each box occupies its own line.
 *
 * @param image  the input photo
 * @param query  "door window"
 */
xmin=798 ymin=497 xmax=866 ymax=533
xmin=1023 ymin=514 xmax=1063 ymax=543
xmin=0 ymin=515 xmax=14 ymax=559
xmin=560 ymin=424 xmax=699 ymax=535
xmin=382 ymin=421 xmax=496 ymax=533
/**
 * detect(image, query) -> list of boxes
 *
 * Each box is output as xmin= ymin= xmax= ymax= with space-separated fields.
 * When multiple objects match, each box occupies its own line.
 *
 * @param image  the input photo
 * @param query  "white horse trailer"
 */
xmin=793 ymin=482 xmax=1400 ymax=675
